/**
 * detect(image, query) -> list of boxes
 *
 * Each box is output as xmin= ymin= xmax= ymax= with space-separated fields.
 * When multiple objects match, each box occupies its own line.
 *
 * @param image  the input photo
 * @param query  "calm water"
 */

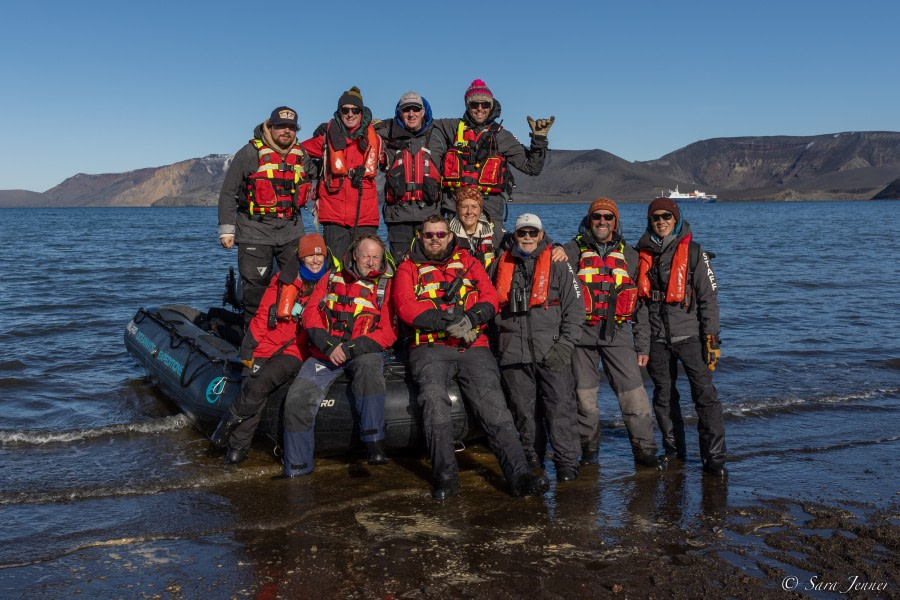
xmin=1 ymin=202 xmax=898 ymax=596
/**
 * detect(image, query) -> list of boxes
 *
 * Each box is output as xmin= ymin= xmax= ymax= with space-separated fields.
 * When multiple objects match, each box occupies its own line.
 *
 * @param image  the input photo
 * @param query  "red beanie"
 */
xmin=647 ymin=197 xmax=681 ymax=222
xmin=587 ymin=197 xmax=620 ymax=223
xmin=464 ymin=79 xmax=493 ymax=104
xmin=298 ymin=233 xmax=327 ymax=258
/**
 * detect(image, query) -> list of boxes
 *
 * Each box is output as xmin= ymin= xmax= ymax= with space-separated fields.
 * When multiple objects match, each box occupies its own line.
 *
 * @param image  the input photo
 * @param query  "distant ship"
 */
xmin=664 ymin=186 xmax=717 ymax=203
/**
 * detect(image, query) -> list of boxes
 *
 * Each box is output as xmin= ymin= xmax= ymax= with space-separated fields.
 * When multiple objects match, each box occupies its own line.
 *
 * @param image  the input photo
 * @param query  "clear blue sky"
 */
xmin=2 ymin=0 xmax=897 ymax=192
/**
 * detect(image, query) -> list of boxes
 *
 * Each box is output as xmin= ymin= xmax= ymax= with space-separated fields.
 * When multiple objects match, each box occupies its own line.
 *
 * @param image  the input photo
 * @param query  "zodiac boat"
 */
xmin=124 ymin=304 xmax=473 ymax=456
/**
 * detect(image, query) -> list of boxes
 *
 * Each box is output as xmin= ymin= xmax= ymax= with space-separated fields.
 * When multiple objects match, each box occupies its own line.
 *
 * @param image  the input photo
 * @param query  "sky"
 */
xmin=2 ymin=0 xmax=897 ymax=192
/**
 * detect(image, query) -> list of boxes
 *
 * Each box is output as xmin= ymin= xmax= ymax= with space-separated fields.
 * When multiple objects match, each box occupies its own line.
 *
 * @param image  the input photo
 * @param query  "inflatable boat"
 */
xmin=124 ymin=305 xmax=474 ymax=456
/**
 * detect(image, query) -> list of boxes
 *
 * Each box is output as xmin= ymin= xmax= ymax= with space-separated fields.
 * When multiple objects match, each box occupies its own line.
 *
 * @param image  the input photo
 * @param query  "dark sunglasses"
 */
xmin=422 ymin=231 xmax=449 ymax=240
xmin=591 ymin=212 xmax=616 ymax=222
xmin=516 ymin=228 xmax=541 ymax=239
xmin=651 ymin=213 xmax=674 ymax=222
xmin=400 ymin=105 xmax=423 ymax=113
xmin=340 ymin=107 xmax=362 ymax=115
xmin=467 ymin=101 xmax=491 ymax=110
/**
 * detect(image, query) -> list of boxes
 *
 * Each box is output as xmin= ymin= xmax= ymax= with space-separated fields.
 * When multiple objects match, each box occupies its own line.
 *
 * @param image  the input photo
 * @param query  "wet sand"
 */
xmin=5 ymin=436 xmax=898 ymax=600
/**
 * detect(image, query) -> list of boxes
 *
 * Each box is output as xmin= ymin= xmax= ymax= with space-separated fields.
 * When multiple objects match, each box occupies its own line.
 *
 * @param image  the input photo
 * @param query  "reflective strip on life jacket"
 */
xmin=441 ymin=120 xmax=508 ymax=195
xmin=326 ymin=122 xmax=382 ymax=179
xmin=243 ymin=139 xmax=311 ymax=216
xmin=577 ymin=238 xmax=638 ymax=325
xmin=411 ymin=252 xmax=481 ymax=347
xmin=495 ymin=246 xmax=552 ymax=308
xmin=322 ymin=270 xmax=384 ymax=341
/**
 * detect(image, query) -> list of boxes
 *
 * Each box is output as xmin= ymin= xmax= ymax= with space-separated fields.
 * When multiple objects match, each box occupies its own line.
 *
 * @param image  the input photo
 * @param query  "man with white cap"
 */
xmin=376 ymin=91 xmax=446 ymax=258
xmin=494 ymin=213 xmax=583 ymax=481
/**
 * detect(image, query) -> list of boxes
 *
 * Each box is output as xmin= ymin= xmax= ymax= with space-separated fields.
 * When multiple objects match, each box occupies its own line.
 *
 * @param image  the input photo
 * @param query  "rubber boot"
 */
xmin=432 ymin=477 xmax=459 ymax=500
xmin=224 ymin=447 xmax=249 ymax=465
xmin=211 ymin=407 xmax=244 ymax=449
xmin=580 ymin=427 xmax=601 ymax=466
xmin=511 ymin=472 xmax=550 ymax=497
xmin=366 ymin=441 xmax=389 ymax=465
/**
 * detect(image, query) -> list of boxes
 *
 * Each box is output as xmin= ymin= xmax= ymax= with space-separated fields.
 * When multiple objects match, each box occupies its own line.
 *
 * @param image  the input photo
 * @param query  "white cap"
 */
xmin=514 ymin=213 xmax=543 ymax=231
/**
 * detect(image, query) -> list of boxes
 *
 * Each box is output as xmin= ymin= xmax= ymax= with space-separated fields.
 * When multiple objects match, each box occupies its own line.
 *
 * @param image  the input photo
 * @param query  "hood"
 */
xmin=393 ymin=96 xmax=434 ymax=135
xmin=449 ymin=214 xmax=493 ymax=240
xmin=462 ymin=98 xmax=502 ymax=129
xmin=329 ymin=106 xmax=374 ymax=138
xmin=408 ymin=235 xmax=460 ymax=265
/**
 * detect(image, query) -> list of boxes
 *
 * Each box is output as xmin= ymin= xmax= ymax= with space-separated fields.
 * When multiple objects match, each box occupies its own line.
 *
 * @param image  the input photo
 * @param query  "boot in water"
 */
xmin=211 ymin=407 xmax=244 ymax=449
xmin=366 ymin=441 xmax=389 ymax=465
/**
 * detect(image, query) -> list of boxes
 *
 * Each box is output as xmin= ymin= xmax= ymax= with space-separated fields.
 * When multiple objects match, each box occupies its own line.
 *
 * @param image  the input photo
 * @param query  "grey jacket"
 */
xmin=217 ymin=123 xmax=317 ymax=246
xmin=634 ymin=220 xmax=720 ymax=343
xmin=561 ymin=221 xmax=650 ymax=354
xmin=494 ymin=239 xmax=583 ymax=366
xmin=432 ymin=99 xmax=548 ymax=225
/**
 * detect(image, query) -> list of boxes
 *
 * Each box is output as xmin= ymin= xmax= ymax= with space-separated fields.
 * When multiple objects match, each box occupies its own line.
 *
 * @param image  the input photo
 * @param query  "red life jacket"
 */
xmin=576 ymin=237 xmax=639 ymax=325
xmin=441 ymin=121 xmax=508 ymax=195
xmin=385 ymin=140 xmax=441 ymax=205
xmin=637 ymin=234 xmax=692 ymax=304
xmin=243 ymin=139 xmax=312 ymax=217
xmin=325 ymin=121 xmax=381 ymax=181
xmin=411 ymin=251 xmax=483 ymax=347
xmin=494 ymin=246 xmax=553 ymax=308
xmin=321 ymin=269 xmax=388 ymax=342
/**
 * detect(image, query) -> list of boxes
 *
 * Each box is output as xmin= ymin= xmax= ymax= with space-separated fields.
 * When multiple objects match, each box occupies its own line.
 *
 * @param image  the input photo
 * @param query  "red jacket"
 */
xmin=301 ymin=122 xmax=382 ymax=228
xmin=393 ymin=244 xmax=498 ymax=349
xmin=302 ymin=265 xmax=397 ymax=361
xmin=246 ymin=273 xmax=318 ymax=360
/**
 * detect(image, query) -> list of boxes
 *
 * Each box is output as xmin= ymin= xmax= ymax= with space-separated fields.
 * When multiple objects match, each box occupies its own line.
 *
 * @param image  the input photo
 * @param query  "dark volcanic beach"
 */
xmin=1 ymin=203 xmax=898 ymax=599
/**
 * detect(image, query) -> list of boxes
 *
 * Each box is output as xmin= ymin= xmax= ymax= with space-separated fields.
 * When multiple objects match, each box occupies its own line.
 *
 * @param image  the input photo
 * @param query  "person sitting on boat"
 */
xmin=281 ymin=234 xmax=397 ymax=477
xmin=392 ymin=214 xmax=549 ymax=499
xmin=217 ymin=106 xmax=317 ymax=329
xmin=551 ymin=198 xmax=660 ymax=469
xmin=433 ymin=79 xmax=554 ymax=229
xmin=211 ymin=233 xmax=331 ymax=465
xmin=634 ymin=197 xmax=726 ymax=476
xmin=448 ymin=185 xmax=499 ymax=277
xmin=494 ymin=213 xmax=583 ymax=482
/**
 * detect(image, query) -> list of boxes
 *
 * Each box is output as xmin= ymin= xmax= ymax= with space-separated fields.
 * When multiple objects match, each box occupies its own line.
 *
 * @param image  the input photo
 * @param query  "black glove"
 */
xmin=543 ymin=342 xmax=572 ymax=372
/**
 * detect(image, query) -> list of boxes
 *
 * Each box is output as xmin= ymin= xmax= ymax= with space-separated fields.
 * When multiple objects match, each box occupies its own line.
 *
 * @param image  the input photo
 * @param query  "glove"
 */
xmin=703 ymin=334 xmax=721 ymax=372
xmin=290 ymin=302 xmax=305 ymax=321
xmin=461 ymin=328 xmax=479 ymax=345
xmin=241 ymin=358 xmax=254 ymax=370
xmin=543 ymin=342 xmax=572 ymax=372
xmin=446 ymin=315 xmax=474 ymax=338
xmin=526 ymin=115 xmax=555 ymax=138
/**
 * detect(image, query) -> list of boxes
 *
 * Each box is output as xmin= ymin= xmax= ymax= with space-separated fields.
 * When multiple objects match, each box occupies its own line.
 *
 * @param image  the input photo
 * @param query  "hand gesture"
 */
xmin=527 ymin=116 xmax=555 ymax=137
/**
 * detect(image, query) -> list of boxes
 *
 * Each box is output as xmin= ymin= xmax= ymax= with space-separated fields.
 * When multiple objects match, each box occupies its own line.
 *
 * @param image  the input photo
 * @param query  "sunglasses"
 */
xmin=591 ymin=213 xmax=616 ymax=222
xmin=422 ymin=231 xmax=449 ymax=240
xmin=340 ymin=107 xmax=362 ymax=115
xmin=516 ymin=228 xmax=541 ymax=239
xmin=467 ymin=101 xmax=492 ymax=110
xmin=400 ymin=105 xmax=423 ymax=113
xmin=651 ymin=213 xmax=674 ymax=222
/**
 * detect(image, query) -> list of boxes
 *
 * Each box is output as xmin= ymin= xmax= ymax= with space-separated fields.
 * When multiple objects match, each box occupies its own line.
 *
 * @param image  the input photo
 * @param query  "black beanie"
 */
xmin=337 ymin=86 xmax=364 ymax=110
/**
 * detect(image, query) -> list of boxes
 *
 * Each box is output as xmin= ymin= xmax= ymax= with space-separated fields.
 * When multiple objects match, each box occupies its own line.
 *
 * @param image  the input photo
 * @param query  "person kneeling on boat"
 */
xmin=211 ymin=234 xmax=332 ymax=465
xmin=281 ymin=234 xmax=398 ymax=478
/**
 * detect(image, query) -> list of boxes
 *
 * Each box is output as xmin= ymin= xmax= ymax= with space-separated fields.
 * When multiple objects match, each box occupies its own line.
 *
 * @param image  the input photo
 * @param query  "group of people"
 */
xmin=214 ymin=80 xmax=727 ymax=500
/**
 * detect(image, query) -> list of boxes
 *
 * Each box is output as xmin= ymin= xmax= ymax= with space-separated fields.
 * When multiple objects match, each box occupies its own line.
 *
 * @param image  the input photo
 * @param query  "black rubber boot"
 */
xmin=210 ymin=407 xmax=244 ymax=449
xmin=702 ymin=459 xmax=728 ymax=477
xmin=511 ymin=472 xmax=550 ymax=497
xmin=556 ymin=466 xmax=579 ymax=482
xmin=366 ymin=441 xmax=389 ymax=465
xmin=432 ymin=477 xmax=459 ymax=500
xmin=224 ymin=447 xmax=249 ymax=465
xmin=634 ymin=451 xmax=663 ymax=470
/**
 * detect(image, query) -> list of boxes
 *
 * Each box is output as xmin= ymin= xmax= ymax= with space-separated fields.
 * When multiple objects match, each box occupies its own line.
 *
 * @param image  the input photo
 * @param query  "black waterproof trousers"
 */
xmin=321 ymin=224 xmax=377 ymax=263
xmin=647 ymin=337 xmax=726 ymax=466
xmin=408 ymin=345 xmax=530 ymax=485
xmin=228 ymin=354 xmax=302 ymax=452
xmin=500 ymin=363 xmax=581 ymax=471
xmin=238 ymin=242 xmax=299 ymax=328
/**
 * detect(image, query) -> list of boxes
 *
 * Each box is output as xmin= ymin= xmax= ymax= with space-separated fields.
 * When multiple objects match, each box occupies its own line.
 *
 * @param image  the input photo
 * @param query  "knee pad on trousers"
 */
xmin=618 ymin=387 xmax=652 ymax=417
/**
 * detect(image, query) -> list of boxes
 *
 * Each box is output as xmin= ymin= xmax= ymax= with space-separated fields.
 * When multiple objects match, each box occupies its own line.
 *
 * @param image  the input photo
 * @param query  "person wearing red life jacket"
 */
xmin=634 ymin=197 xmax=726 ymax=477
xmin=280 ymin=234 xmax=397 ymax=478
xmin=552 ymin=198 xmax=660 ymax=469
xmin=376 ymin=91 xmax=445 ymax=259
xmin=433 ymin=79 xmax=553 ymax=229
xmin=447 ymin=186 xmax=500 ymax=278
xmin=494 ymin=214 xmax=584 ymax=482
xmin=301 ymin=87 xmax=383 ymax=261
xmin=392 ymin=214 xmax=549 ymax=500
xmin=211 ymin=233 xmax=331 ymax=465
xmin=218 ymin=107 xmax=317 ymax=328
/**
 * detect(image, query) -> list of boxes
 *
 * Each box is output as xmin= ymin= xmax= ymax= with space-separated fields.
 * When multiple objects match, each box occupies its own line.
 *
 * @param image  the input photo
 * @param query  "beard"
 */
xmin=423 ymin=244 xmax=446 ymax=261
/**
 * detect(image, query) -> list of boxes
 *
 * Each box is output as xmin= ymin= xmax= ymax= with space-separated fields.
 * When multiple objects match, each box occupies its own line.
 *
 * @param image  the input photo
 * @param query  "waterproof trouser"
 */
xmin=321 ymin=224 xmax=378 ymax=266
xmin=238 ymin=242 xmax=300 ymax=329
xmin=571 ymin=337 xmax=658 ymax=457
xmin=646 ymin=338 xmax=726 ymax=466
xmin=228 ymin=354 xmax=302 ymax=452
xmin=500 ymin=362 xmax=581 ymax=471
xmin=281 ymin=352 xmax=386 ymax=476
xmin=408 ymin=345 xmax=529 ymax=485
xmin=385 ymin=221 xmax=418 ymax=261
